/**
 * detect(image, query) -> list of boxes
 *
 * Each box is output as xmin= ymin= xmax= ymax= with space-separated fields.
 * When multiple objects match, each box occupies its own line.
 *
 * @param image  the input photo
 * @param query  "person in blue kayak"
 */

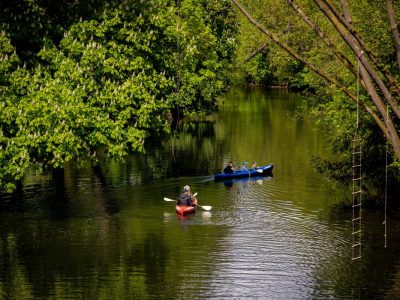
xmin=223 ymin=161 xmax=235 ymax=174
xmin=240 ymin=161 xmax=249 ymax=172
xmin=177 ymin=185 xmax=197 ymax=206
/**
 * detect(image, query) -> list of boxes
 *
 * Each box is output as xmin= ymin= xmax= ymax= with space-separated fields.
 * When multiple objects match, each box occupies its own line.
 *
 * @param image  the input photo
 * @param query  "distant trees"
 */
xmin=0 ymin=0 xmax=237 ymax=192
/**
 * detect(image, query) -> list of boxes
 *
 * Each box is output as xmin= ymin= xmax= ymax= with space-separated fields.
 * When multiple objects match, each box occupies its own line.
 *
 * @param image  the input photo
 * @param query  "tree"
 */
xmin=0 ymin=0 xmax=237 ymax=192
xmin=232 ymin=0 xmax=400 ymax=166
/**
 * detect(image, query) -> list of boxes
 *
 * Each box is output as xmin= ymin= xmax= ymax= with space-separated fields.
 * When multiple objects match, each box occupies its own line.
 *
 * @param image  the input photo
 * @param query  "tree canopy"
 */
xmin=0 ymin=0 xmax=237 ymax=192
xmin=232 ymin=0 xmax=400 ymax=186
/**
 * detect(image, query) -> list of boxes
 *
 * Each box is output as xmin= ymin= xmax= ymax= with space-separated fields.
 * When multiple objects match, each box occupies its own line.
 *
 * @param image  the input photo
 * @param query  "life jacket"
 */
xmin=178 ymin=193 xmax=192 ymax=206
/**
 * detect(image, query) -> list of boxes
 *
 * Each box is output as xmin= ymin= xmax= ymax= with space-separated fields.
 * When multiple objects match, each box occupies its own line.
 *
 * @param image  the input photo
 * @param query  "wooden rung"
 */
xmin=352 ymin=256 xmax=362 ymax=261
xmin=352 ymin=151 xmax=362 ymax=154
xmin=352 ymin=191 xmax=362 ymax=195
xmin=353 ymin=164 xmax=362 ymax=168
xmin=352 ymin=230 xmax=362 ymax=235
xmin=352 ymin=243 xmax=361 ymax=248
xmin=353 ymin=177 xmax=361 ymax=181
xmin=352 ymin=203 xmax=362 ymax=208
xmin=352 ymin=217 xmax=361 ymax=221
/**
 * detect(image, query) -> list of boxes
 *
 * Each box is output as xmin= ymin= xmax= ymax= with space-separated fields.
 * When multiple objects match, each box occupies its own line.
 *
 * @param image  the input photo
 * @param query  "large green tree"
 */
xmin=0 ymin=0 xmax=237 ymax=192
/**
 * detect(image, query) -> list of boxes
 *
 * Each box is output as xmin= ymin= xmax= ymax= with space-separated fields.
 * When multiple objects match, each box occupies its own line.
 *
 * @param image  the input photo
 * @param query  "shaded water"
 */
xmin=1 ymin=88 xmax=399 ymax=299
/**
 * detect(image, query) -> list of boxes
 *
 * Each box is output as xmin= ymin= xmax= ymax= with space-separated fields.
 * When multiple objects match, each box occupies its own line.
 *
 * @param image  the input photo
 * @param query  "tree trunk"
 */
xmin=323 ymin=0 xmax=400 ymax=97
xmin=313 ymin=0 xmax=400 ymax=120
xmin=386 ymin=0 xmax=400 ymax=70
xmin=232 ymin=0 xmax=400 ymax=160
xmin=318 ymin=0 xmax=400 ymax=160
xmin=340 ymin=0 xmax=400 ymax=159
xmin=287 ymin=0 xmax=357 ymax=77
xmin=340 ymin=0 xmax=352 ymax=27
xmin=287 ymin=0 xmax=389 ymax=138
xmin=233 ymin=0 xmax=387 ymax=134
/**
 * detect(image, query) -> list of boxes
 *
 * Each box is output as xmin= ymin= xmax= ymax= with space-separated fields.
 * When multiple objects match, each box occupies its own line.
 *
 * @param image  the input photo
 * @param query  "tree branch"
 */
xmin=319 ymin=0 xmax=400 ymax=159
xmin=244 ymin=40 xmax=269 ymax=63
xmin=340 ymin=0 xmax=352 ymax=27
xmin=314 ymin=0 xmax=400 ymax=119
xmin=232 ymin=0 xmax=400 ymax=159
xmin=245 ymin=23 xmax=292 ymax=63
xmin=231 ymin=0 xmax=389 ymax=140
xmin=287 ymin=0 xmax=357 ymax=77
xmin=386 ymin=0 xmax=400 ymax=70
xmin=322 ymin=0 xmax=400 ymax=98
xmin=287 ymin=0 xmax=395 ymax=144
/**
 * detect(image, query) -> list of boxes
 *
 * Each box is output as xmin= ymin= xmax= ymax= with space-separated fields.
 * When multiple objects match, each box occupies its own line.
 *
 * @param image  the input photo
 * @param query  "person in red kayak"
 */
xmin=177 ymin=185 xmax=197 ymax=206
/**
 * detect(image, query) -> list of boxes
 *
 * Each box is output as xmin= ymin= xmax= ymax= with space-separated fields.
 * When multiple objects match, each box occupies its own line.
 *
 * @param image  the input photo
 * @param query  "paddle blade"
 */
xmin=164 ymin=197 xmax=176 ymax=202
xmin=256 ymin=169 xmax=263 ymax=173
xmin=199 ymin=205 xmax=212 ymax=211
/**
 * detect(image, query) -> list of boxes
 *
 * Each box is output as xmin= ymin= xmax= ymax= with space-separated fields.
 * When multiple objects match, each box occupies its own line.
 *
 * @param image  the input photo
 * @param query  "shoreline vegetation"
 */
xmin=244 ymin=83 xmax=289 ymax=88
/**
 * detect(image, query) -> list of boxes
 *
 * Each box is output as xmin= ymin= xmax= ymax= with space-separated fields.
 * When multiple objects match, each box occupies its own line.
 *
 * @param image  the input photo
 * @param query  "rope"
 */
xmin=176 ymin=0 xmax=181 ymax=126
xmin=171 ymin=0 xmax=181 ymax=162
xmin=384 ymin=105 xmax=389 ymax=248
xmin=355 ymin=51 xmax=363 ymax=131
xmin=352 ymin=51 xmax=363 ymax=261
xmin=356 ymin=56 xmax=360 ymax=130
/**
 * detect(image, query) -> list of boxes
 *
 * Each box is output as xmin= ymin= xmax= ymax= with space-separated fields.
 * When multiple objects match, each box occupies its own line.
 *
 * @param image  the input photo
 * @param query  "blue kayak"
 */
xmin=214 ymin=164 xmax=274 ymax=180
xmin=218 ymin=174 xmax=273 ymax=188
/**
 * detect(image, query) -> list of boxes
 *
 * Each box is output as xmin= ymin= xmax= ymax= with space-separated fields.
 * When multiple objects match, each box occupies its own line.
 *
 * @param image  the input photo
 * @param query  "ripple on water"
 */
xmin=181 ymin=179 xmax=351 ymax=299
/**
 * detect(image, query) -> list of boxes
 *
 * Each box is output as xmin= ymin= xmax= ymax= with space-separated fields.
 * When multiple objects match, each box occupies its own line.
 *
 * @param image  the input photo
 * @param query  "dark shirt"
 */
xmin=177 ymin=192 xmax=193 ymax=206
xmin=223 ymin=165 xmax=234 ymax=174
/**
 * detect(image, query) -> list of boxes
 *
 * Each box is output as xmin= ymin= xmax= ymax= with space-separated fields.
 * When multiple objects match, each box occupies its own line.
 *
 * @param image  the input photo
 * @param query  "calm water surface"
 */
xmin=1 ymin=88 xmax=399 ymax=299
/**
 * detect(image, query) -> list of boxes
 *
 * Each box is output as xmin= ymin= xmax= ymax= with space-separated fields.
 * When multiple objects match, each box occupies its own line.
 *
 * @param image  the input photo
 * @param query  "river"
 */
xmin=0 ymin=87 xmax=399 ymax=299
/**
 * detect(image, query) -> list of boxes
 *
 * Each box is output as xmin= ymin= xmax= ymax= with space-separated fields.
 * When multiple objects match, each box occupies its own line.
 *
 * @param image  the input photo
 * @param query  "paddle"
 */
xmin=163 ymin=196 xmax=212 ymax=211
xmin=256 ymin=168 xmax=263 ymax=173
xmin=197 ymin=205 xmax=212 ymax=211
xmin=163 ymin=197 xmax=176 ymax=202
xmin=163 ymin=192 xmax=197 ymax=201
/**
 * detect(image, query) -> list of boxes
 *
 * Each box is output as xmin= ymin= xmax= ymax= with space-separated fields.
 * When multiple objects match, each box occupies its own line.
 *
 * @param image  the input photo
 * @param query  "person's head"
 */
xmin=243 ymin=161 xmax=248 ymax=166
xmin=183 ymin=185 xmax=190 ymax=192
xmin=228 ymin=161 xmax=233 ymax=166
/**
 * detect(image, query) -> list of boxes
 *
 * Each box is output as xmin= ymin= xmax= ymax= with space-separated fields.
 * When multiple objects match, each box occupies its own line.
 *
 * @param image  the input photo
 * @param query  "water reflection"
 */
xmin=0 ymin=88 xmax=399 ymax=299
xmin=216 ymin=174 xmax=273 ymax=188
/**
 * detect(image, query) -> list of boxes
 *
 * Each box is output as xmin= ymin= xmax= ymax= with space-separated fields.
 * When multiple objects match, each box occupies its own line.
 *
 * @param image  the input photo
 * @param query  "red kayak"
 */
xmin=176 ymin=198 xmax=198 ymax=215
xmin=176 ymin=205 xmax=197 ymax=215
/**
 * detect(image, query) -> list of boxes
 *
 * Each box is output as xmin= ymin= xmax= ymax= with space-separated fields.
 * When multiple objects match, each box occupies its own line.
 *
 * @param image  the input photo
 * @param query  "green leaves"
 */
xmin=0 ymin=0 xmax=237 ymax=192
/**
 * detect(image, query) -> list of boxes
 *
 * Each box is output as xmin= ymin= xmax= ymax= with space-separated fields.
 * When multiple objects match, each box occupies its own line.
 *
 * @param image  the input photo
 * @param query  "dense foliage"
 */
xmin=232 ymin=0 xmax=312 ymax=87
xmin=0 ymin=0 xmax=237 ymax=192
xmin=233 ymin=0 xmax=400 ymax=199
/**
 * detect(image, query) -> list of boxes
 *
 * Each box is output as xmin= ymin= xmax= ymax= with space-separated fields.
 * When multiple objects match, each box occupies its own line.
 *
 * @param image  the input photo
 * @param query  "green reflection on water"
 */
xmin=1 ymin=87 xmax=400 ymax=299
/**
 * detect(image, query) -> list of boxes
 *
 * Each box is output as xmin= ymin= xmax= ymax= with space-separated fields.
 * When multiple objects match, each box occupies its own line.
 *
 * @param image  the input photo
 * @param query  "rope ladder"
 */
xmin=352 ymin=136 xmax=362 ymax=260
xmin=352 ymin=53 xmax=363 ymax=261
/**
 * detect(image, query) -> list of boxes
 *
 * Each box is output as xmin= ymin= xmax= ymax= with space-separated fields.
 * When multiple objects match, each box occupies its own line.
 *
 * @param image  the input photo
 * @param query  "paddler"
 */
xmin=223 ymin=161 xmax=235 ymax=174
xmin=177 ymin=185 xmax=198 ymax=206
